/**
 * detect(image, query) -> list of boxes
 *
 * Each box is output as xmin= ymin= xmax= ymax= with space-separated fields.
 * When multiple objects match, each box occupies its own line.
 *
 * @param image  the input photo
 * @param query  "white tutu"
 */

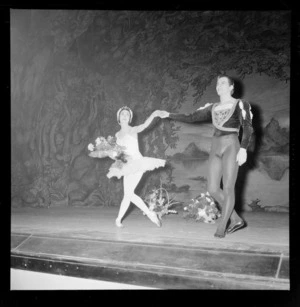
xmin=107 ymin=156 xmax=166 ymax=179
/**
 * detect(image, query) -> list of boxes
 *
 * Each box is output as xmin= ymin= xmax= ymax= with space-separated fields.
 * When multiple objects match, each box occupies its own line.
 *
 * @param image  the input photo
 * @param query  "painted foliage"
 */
xmin=11 ymin=10 xmax=290 ymax=209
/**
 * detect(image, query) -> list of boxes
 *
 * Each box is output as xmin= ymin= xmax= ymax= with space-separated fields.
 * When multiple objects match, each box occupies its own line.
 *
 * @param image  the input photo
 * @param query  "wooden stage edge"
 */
xmin=11 ymin=232 xmax=289 ymax=290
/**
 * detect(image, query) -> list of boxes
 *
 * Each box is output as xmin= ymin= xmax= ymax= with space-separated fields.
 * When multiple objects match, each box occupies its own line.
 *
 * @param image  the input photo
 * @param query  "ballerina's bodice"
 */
xmin=116 ymin=134 xmax=142 ymax=159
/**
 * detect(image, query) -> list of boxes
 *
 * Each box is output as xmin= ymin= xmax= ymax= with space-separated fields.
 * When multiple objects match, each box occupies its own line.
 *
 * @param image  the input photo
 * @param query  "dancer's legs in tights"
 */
xmin=216 ymin=144 xmax=240 ymax=236
xmin=116 ymin=172 xmax=155 ymax=226
xmin=207 ymin=137 xmax=241 ymax=237
xmin=207 ymin=145 xmax=241 ymax=225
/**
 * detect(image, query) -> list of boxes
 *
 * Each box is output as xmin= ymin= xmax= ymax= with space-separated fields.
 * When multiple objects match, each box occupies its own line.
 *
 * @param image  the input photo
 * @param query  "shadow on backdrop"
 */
xmin=235 ymin=102 xmax=264 ymax=212
xmin=232 ymin=77 xmax=244 ymax=99
xmin=231 ymin=77 xmax=264 ymax=212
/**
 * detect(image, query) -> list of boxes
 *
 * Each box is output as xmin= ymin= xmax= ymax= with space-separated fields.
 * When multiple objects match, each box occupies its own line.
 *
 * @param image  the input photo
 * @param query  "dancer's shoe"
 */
xmin=115 ymin=219 xmax=124 ymax=228
xmin=148 ymin=211 xmax=161 ymax=227
xmin=226 ymin=220 xmax=245 ymax=234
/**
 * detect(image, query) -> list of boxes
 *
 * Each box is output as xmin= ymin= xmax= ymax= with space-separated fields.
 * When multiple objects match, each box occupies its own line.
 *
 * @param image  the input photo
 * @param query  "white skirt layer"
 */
xmin=107 ymin=156 xmax=166 ymax=179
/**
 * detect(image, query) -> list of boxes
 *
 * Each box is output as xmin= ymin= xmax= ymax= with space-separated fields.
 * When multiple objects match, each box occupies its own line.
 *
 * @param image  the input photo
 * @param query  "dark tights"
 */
xmin=207 ymin=134 xmax=242 ymax=237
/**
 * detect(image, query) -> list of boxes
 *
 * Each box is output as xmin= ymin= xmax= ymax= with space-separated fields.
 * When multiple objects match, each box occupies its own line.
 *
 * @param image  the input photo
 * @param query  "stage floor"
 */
xmin=11 ymin=206 xmax=289 ymax=289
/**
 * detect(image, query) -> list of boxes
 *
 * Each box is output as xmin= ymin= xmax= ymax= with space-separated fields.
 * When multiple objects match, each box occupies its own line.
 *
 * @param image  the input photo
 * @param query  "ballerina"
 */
xmin=90 ymin=106 xmax=166 ymax=228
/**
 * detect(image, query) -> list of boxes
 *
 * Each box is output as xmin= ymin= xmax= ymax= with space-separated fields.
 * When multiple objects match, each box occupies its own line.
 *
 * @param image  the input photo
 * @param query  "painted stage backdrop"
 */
xmin=11 ymin=10 xmax=290 ymax=212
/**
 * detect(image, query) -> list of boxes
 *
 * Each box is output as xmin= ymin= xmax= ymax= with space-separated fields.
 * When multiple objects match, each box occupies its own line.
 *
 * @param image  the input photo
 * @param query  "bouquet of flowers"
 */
xmin=144 ymin=181 xmax=180 ymax=220
xmin=88 ymin=136 xmax=127 ymax=162
xmin=183 ymin=192 xmax=221 ymax=223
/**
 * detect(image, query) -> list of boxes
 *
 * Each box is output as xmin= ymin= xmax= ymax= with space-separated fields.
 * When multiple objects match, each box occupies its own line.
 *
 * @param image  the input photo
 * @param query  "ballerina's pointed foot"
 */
xmin=115 ymin=219 xmax=124 ymax=228
xmin=227 ymin=220 xmax=245 ymax=234
xmin=148 ymin=211 xmax=162 ymax=227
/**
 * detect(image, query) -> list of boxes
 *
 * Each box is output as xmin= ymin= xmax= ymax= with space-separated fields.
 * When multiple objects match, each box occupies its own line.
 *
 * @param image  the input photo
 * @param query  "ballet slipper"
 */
xmin=227 ymin=220 xmax=245 ymax=234
xmin=115 ymin=219 xmax=124 ymax=228
xmin=148 ymin=211 xmax=162 ymax=227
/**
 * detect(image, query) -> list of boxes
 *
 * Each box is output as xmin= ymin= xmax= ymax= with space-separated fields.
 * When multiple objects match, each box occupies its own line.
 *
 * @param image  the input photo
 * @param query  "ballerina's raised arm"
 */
xmin=132 ymin=110 xmax=167 ymax=133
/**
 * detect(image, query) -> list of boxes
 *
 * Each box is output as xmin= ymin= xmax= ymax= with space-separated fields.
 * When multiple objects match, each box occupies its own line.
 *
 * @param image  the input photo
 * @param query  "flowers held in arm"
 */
xmin=88 ymin=136 xmax=127 ymax=162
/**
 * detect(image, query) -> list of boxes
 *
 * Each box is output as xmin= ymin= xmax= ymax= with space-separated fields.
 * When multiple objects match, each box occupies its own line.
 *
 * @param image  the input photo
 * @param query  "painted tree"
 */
xmin=11 ymin=10 xmax=290 ymax=207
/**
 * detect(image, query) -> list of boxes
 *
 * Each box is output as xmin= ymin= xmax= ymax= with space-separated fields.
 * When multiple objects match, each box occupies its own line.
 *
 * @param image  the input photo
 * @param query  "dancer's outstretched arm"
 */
xmin=167 ymin=103 xmax=213 ymax=123
xmin=133 ymin=110 xmax=162 ymax=133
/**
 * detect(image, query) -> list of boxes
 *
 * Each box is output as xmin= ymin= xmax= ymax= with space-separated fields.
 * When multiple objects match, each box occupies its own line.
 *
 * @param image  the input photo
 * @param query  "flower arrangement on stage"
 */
xmin=144 ymin=181 xmax=180 ymax=220
xmin=88 ymin=136 xmax=127 ymax=162
xmin=183 ymin=192 xmax=221 ymax=223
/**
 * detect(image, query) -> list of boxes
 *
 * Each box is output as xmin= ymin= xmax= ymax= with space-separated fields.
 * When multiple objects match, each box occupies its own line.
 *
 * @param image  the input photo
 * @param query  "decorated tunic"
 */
xmin=169 ymin=99 xmax=253 ymax=149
